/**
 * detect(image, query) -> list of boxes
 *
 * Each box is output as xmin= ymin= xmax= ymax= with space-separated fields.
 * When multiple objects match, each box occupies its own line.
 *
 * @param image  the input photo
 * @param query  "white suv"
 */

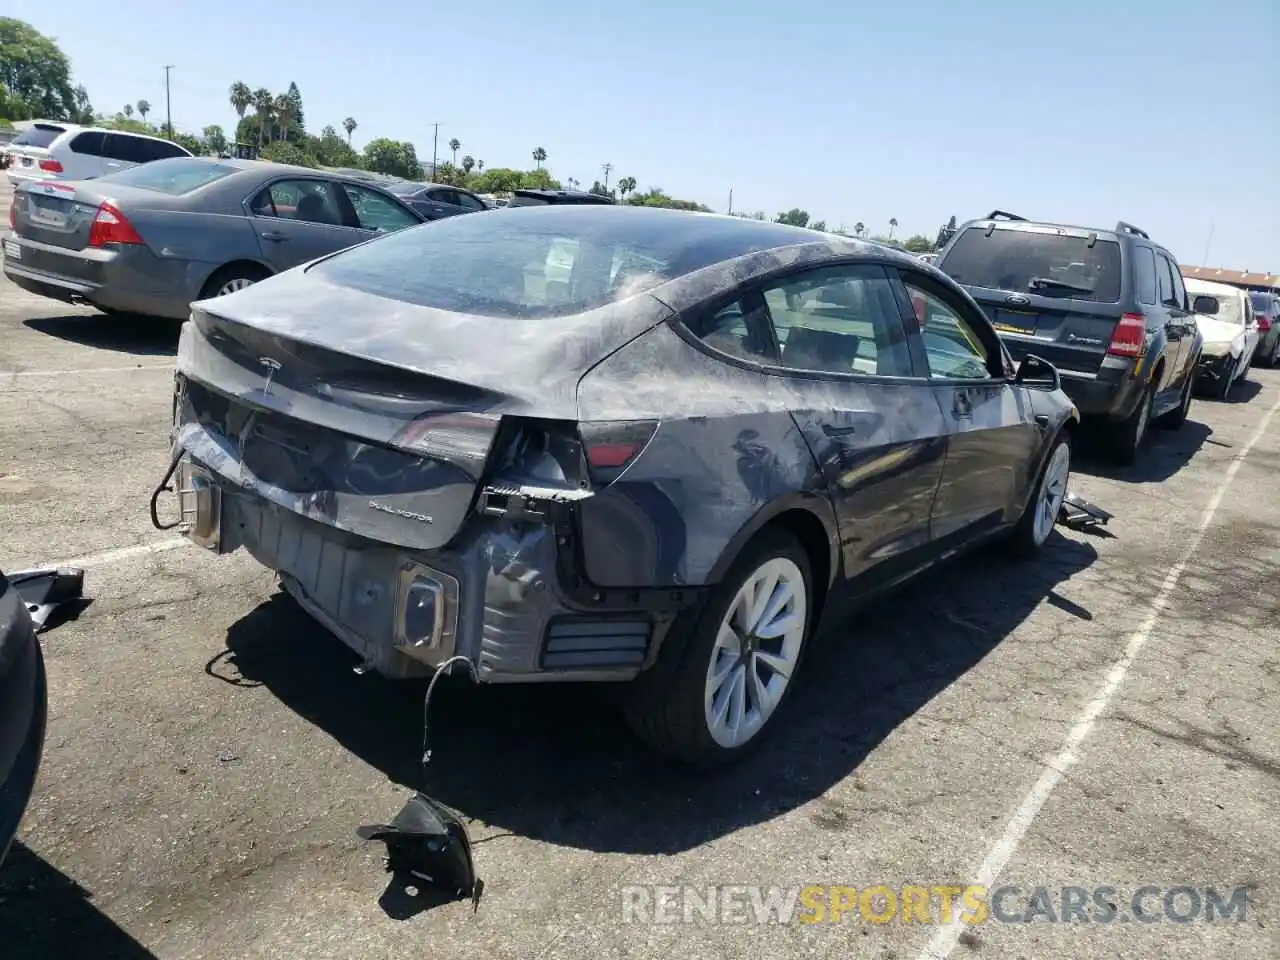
xmin=6 ymin=122 xmax=193 ymax=186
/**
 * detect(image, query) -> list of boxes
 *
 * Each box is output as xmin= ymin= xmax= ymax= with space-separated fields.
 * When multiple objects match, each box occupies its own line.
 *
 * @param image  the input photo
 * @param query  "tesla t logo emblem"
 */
xmin=258 ymin=356 xmax=282 ymax=395
xmin=1005 ymin=294 xmax=1031 ymax=306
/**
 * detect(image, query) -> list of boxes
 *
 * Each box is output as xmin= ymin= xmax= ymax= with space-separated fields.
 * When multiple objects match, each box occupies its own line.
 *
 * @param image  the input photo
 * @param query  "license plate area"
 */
xmin=992 ymin=309 xmax=1040 ymax=335
xmin=27 ymin=195 xmax=70 ymax=228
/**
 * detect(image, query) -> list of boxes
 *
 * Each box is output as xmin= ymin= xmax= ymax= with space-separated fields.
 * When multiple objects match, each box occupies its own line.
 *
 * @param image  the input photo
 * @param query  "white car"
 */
xmin=6 ymin=122 xmax=192 ymax=187
xmin=1185 ymin=276 xmax=1261 ymax=399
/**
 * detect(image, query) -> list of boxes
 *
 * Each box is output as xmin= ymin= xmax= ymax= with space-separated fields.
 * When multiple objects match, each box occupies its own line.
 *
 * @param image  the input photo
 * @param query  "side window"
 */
xmin=1156 ymin=254 xmax=1175 ymax=306
xmin=1167 ymin=258 xmax=1187 ymax=310
xmin=761 ymin=265 xmax=914 ymax=376
xmin=148 ymin=140 xmax=189 ymax=160
xmin=251 ymin=180 xmax=343 ymax=225
xmin=339 ymin=183 xmax=421 ymax=232
xmin=427 ymin=189 xmax=460 ymax=206
xmin=69 ymin=131 xmax=106 ymax=156
xmin=903 ymin=279 xmax=994 ymax=380
xmin=455 ymin=192 xmax=487 ymax=211
xmin=697 ymin=298 xmax=777 ymax=364
xmin=1135 ymin=247 xmax=1158 ymax=305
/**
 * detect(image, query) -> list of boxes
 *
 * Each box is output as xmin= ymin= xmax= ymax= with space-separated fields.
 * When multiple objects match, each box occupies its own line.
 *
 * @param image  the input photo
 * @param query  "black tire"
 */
xmin=1217 ymin=358 xmax=1236 ymax=401
xmin=1006 ymin=430 xmax=1071 ymax=558
xmin=622 ymin=527 xmax=814 ymax=767
xmin=1157 ymin=371 xmax=1194 ymax=429
xmin=199 ymin=263 xmax=270 ymax=300
xmin=1105 ymin=381 xmax=1155 ymax=465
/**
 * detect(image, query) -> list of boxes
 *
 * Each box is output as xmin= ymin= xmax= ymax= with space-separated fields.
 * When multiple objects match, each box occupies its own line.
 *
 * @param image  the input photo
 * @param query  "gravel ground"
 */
xmin=1 ymin=180 xmax=1276 ymax=959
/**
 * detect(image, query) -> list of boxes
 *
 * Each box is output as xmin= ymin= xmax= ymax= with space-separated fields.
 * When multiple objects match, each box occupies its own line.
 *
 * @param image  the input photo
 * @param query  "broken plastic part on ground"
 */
xmin=8 ymin=567 xmax=86 ymax=632
xmin=1058 ymin=491 xmax=1113 ymax=531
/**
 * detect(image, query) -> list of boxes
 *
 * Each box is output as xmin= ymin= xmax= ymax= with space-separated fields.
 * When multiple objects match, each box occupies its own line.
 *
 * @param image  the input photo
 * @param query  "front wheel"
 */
xmin=1218 ymin=357 xmax=1237 ymax=400
xmin=623 ymin=528 xmax=813 ymax=766
xmin=1007 ymin=432 xmax=1071 ymax=557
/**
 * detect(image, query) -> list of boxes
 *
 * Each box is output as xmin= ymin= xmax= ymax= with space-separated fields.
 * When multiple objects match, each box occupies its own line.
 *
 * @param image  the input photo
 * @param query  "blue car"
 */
xmin=0 ymin=570 xmax=47 ymax=866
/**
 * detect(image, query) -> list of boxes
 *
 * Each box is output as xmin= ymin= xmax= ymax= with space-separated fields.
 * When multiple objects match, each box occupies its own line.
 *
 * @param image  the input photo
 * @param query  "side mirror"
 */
xmin=1014 ymin=353 xmax=1061 ymax=391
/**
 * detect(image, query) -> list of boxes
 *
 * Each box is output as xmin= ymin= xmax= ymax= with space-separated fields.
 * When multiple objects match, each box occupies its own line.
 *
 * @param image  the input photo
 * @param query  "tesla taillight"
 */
xmin=87 ymin=203 xmax=144 ymax=247
xmin=1107 ymin=313 xmax=1147 ymax=358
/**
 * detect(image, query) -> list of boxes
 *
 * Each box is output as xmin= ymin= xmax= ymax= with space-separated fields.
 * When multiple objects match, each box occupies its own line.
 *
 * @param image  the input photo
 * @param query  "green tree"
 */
xmin=532 ymin=146 xmax=547 ymax=169
xmin=448 ymin=137 xmax=460 ymax=165
xmin=311 ymin=125 xmax=359 ymax=167
xmin=122 ymin=103 xmax=133 ymax=118
xmin=888 ymin=217 xmax=898 ymax=240
xmin=363 ymin=137 xmax=420 ymax=179
xmin=902 ymin=234 xmax=936 ymax=254
xmin=228 ymin=82 xmax=251 ymax=128
xmin=69 ymin=84 xmax=93 ymax=123
xmin=461 ymin=155 xmax=475 ymax=176
xmin=470 ymin=166 xmax=526 ymax=194
xmin=588 ymin=180 xmax=616 ymax=199
xmin=273 ymin=92 xmax=293 ymax=143
xmin=0 ymin=18 xmax=76 ymax=120
xmin=284 ymin=82 xmax=304 ymax=135
xmin=810 ymin=220 xmax=827 ymax=232
xmin=261 ymin=140 xmax=316 ymax=168
xmin=627 ymin=187 xmax=710 ymax=212
xmin=203 ymin=124 xmax=227 ymax=155
xmin=775 ymin=208 xmax=810 ymax=228
xmin=616 ymin=175 xmax=637 ymax=200
xmin=854 ymin=221 xmax=865 ymax=236
xmin=342 ymin=116 xmax=357 ymax=144
xmin=136 ymin=99 xmax=150 ymax=122
xmin=251 ymin=87 xmax=273 ymax=148
xmin=433 ymin=162 xmax=466 ymax=186
xmin=171 ymin=131 xmax=204 ymax=154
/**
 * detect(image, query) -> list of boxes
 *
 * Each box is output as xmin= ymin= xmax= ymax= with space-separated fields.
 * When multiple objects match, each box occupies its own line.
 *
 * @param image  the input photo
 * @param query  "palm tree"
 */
xmin=342 ymin=117 xmax=357 ymax=145
xmin=228 ymin=82 xmax=251 ymax=124
xmin=136 ymin=99 xmax=150 ymax=123
xmin=251 ymin=88 xmax=273 ymax=148
xmin=617 ymin=176 xmax=637 ymax=201
xmin=449 ymin=138 xmax=460 ymax=165
xmin=888 ymin=217 xmax=898 ymax=240
xmin=477 ymin=160 xmax=484 ymax=173
xmin=854 ymin=221 xmax=865 ymax=237
xmin=274 ymin=93 xmax=292 ymax=142
xmin=122 ymin=104 xmax=134 ymax=118
xmin=461 ymin=155 xmax=475 ymax=175
xmin=532 ymin=146 xmax=547 ymax=170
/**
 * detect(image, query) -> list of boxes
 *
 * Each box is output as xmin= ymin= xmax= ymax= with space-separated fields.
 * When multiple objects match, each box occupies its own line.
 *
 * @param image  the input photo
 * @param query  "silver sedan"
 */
xmin=1 ymin=157 xmax=426 ymax=320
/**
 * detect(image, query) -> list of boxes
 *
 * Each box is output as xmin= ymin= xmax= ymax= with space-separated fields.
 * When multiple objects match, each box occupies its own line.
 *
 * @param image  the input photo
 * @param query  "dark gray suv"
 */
xmin=936 ymin=211 xmax=1203 ymax=464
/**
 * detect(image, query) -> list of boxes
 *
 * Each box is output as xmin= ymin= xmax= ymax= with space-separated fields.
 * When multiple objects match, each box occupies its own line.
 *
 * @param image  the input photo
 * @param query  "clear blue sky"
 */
xmin=11 ymin=0 xmax=1279 ymax=269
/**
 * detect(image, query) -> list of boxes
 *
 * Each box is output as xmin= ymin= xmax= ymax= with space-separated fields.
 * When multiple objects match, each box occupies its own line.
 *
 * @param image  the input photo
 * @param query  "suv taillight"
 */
xmin=87 ymin=203 xmax=145 ymax=247
xmin=1107 ymin=313 xmax=1147 ymax=358
xmin=38 ymin=158 xmax=63 ymax=173
xmin=1258 ymin=316 xmax=1271 ymax=333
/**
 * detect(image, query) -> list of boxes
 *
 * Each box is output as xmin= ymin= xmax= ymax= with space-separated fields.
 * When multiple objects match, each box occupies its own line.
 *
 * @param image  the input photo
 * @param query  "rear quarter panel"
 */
xmin=576 ymin=318 xmax=835 ymax=588
xmin=127 ymin=207 xmax=269 ymax=298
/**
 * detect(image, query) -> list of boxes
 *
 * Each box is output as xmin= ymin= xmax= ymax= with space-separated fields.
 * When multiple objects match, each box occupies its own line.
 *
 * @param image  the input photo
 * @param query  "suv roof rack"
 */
xmin=986 ymin=210 xmax=1026 ymax=221
xmin=1114 ymin=220 xmax=1150 ymax=240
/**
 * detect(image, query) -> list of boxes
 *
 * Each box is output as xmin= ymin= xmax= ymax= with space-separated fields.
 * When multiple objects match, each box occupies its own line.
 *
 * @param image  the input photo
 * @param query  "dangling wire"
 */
xmin=421 ymin=655 xmax=479 ymax=772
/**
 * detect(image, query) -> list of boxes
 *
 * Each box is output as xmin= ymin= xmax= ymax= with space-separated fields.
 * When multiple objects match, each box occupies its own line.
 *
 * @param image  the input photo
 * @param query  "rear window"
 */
xmin=96 ymin=157 xmax=238 ymax=194
xmin=939 ymin=226 xmax=1123 ymax=302
xmin=310 ymin=206 xmax=819 ymax=318
xmin=11 ymin=124 xmax=66 ymax=149
xmin=1249 ymin=292 xmax=1276 ymax=314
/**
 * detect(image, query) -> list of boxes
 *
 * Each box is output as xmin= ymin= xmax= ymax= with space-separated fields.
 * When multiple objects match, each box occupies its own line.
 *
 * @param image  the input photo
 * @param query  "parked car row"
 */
xmin=5 ymin=121 xmax=192 ymax=187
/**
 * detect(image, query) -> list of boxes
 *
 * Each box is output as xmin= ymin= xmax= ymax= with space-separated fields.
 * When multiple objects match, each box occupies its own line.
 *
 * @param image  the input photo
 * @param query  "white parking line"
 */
xmin=919 ymin=391 xmax=1280 ymax=960
xmin=0 ymin=364 xmax=172 ymax=379
xmin=51 ymin=538 xmax=189 ymax=570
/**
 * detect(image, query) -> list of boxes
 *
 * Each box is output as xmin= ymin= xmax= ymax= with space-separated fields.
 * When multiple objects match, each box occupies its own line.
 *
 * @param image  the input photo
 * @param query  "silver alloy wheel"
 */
xmin=216 ymin=277 xmax=257 ymax=296
xmin=703 ymin=556 xmax=807 ymax=749
xmin=1032 ymin=441 xmax=1071 ymax=545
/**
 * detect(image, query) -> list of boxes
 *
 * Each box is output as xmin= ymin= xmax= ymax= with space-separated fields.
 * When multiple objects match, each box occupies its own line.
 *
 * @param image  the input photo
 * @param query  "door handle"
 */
xmin=260 ymin=231 xmax=289 ymax=242
xmin=822 ymin=424 xmax=858 ymax=438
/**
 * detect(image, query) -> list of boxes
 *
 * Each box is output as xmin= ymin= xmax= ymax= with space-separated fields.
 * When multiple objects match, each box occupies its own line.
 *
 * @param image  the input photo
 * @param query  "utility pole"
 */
xmin=162 ymin=65 xmax=174 ymax=138
xmin=430 ymin=122 xmax=441 ymax=176
xmin=602 ymin=162 xmax=613 ymax=191
xmin=728 ymin=187 xmax=733 ymax=215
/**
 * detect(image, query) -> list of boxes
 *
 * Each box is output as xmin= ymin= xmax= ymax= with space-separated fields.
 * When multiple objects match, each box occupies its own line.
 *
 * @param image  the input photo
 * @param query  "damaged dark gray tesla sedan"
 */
xmin=159 ymin=205 xmax=1079 ymax=764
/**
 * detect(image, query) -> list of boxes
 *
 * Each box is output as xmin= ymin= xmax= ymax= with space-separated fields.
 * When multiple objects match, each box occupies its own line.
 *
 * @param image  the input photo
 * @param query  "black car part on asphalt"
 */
xmin=0 ymin=571 xmax=50 ymax=867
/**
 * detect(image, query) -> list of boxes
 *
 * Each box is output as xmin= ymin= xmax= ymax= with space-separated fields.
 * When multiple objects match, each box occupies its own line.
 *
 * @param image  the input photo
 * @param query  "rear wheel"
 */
xmin=623 ymin=528 xmax=813 ymax=766
xmin=199 ymin=263 xmax=270 ymax=300
xmin=1157 ymin=371 xmax=1194 ymax=429
xmin=1007 ymin=431 xmax=1071 ymax=556
xmin=1106 ymin=381 xmax=1154 ymax=465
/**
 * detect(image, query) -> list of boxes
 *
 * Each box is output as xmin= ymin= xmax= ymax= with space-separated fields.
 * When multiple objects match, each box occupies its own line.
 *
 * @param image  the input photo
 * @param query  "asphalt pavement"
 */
xmin=1 ymin=180 xmax=1276 ymax=959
